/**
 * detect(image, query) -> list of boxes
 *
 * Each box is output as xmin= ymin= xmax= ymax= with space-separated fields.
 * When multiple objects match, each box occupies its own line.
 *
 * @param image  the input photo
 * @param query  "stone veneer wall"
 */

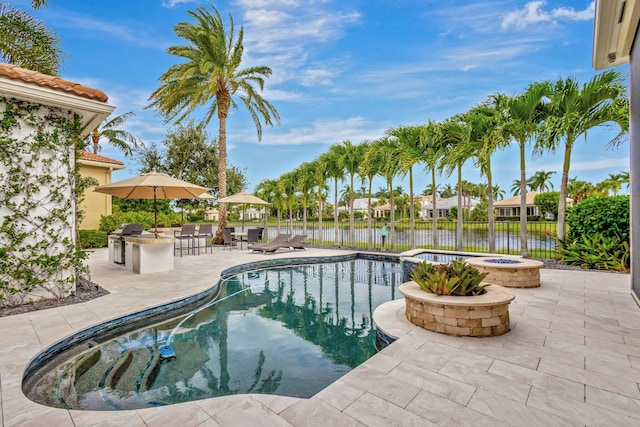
xmin=465 ymin=258 xmax=543 ymax=288
xmin=400 ymin=283 xmax=514 ymax=337
xmin=473 ymin=265 xmax=540 ymax=288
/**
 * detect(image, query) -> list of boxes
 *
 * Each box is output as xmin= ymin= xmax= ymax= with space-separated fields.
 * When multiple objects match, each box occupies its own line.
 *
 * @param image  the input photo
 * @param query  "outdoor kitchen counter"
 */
xmin=124 ymin=235 xmax=175 ymax=274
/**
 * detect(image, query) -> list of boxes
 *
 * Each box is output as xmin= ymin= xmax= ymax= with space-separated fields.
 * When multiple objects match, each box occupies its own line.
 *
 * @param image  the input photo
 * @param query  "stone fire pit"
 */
xmin=465 ymin=257 xmax=543 ymax=288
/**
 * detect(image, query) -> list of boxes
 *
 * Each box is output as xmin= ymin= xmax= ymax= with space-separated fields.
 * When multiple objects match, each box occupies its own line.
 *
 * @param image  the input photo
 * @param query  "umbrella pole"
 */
xmin=242 ymin=203 xmax=245 ymax=232
xmin=154 ymin=187 xmax=158 ymax=238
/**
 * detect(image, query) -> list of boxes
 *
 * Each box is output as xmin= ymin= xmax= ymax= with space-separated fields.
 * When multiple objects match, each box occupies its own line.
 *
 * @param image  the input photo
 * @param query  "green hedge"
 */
xmin=567 ymin=195 xmax=629 ymax=241
xmin=78 ymin=230 xmax=108 ymax=249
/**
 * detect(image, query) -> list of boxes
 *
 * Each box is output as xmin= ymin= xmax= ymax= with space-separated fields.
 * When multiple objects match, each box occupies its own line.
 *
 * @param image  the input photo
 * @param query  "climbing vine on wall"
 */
xmin=0 ymin=97 xmax=87 ymax=307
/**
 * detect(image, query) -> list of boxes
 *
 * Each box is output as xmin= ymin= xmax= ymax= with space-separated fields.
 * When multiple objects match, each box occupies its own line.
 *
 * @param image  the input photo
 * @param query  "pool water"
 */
xmin=26 ymin=258 xmax=403 ymax=410
xmin=414 ymin=252 xmax=468 ymax=263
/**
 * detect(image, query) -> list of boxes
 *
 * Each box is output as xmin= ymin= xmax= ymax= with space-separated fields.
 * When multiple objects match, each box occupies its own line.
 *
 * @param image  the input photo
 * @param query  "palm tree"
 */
xmin=87 ymin=112 xmax=140 ymax=156
xmin=465 ymin=102 xmax=509 ymax=252
xmin=388 ymin=125 xmax=424 ymax=250
xmin=540 ymin=70 xmax=628 ymax=240
xmin=147 ymin=6 xmax=280 ymax=243
xmin=337 ymin=140 xmax=364 ymax=246
xmin=439 ymin=183 xmax=455 ymax=198
xmin=618 ymin=171 xmax=630 ymax=189
xmin=322 ymin=146 xmax=345 ymax=246
xmin=278 ymin=171 xmax=297 ymax=234
xmin=295 ymin=162 xmax=316 ymax=236
xmin=0 ymin=3 xmax=62 ymax=75
xmin=438 ymin=117 xmax=474 ymax=251
xmin=567 ymin=177 xmax=595 ymax=204
xmin=307 ymin=159 xmax=328 ymax=246
xmin=255 ymin=178 xmax=283 ymax=237
xmin=528 ymin=170 xmax=556 ymax=192
xmin=420 ymin=120 xmax=445 ymax=249
xmin=500 ymin=84 xmax=548 ymax=257
xmin=368 ymin=137 xmax=400 ymax=250
xmin=492 ymin=184 xmax=506 ymax=201
xmin=359 ymin=140 xmax=379 ymax=249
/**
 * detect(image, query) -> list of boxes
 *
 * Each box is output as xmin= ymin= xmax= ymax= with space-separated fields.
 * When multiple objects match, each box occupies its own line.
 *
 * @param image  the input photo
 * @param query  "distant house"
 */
xmin=338 ymin=197 xmax=379 ymax=217
xmin=241 ymin=207 xmax=266 ymax=220
xmin=493 ymin=191 xmax=573 ymax=218
xmin=374 ymin=203 xmax=391 ymax=218
xmin=204 ymin=208 xmax=219 ymax=221
xmin=421 ymin=196 xmax=480 ymax=218
xmin=78 ymin=150 xmax=124 ymax=230
xmin=494 ymin=192 xmax=541 ymax=217
xmin=416 ymin=194 xmax=442 ymax=218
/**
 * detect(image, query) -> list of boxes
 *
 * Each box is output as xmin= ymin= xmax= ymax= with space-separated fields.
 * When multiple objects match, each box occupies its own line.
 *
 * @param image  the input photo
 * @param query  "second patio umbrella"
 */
xmin=216 ymin=192 xmax=270 ymax=232
xmin=94 ymin=171 xmax=208 ymax=236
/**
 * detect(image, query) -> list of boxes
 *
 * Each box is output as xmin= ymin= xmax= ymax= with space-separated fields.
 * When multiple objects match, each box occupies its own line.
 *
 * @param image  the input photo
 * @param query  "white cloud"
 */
xmin=234 ymin=0 xmax=361 ymax=89
xmin=245 ymin=117 xmax=385 ymax=146
xmin=46 ymin=11 xmax=169 ymax=49
xmin=161 ymin=0 xmax=198 ymax=8
xmin=501 ymin=1 xmax=595 ymax=31
xmin=536 ymin=157 xmax=630 ymax=172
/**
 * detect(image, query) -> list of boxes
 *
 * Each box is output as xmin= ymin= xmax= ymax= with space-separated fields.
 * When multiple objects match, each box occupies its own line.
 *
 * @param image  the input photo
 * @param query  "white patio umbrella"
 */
xmin=216 ymin=192 xmax=270 ymax=231
xmin=94 ymin=171 xmax=208 ymax=236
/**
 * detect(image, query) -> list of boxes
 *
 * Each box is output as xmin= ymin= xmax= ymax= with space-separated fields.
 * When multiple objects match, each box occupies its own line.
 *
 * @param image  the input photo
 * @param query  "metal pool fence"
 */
xmin=238 ymin=220 xmax=558 ymax=258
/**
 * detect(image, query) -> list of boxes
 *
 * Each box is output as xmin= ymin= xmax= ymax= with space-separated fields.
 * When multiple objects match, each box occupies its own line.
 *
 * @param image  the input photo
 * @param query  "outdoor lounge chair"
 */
xmin=249 ymin=233 xmax=291 ymax=252
xmin=254 ymin=234 xmax=307 ymax=254
xmin=281 ymin=234 xmax=307 ymax=251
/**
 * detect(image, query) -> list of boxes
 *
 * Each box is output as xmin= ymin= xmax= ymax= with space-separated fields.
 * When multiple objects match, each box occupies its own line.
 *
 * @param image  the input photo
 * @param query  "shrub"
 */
xmin=558 ymin=233 xmax=629 ymax=272
xmin=78 ymin=230 xmax=108 ymax=249
xmin=534 ymin=192 xmax=560 ymax=218
xmin=470 ymin=200 xmax=488 ymax=221
xmin=410 ymin=260 xmax=488 ymax=296
xmin=567 ymin=195 xmax=629 ymax=241
xmin=99 ymin=211 xmax=183 ymax=233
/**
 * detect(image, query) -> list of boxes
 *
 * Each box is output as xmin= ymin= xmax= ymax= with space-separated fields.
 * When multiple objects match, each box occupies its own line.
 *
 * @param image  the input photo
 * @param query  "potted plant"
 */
xmin=399 ymin=260 xmax=515 ymax=337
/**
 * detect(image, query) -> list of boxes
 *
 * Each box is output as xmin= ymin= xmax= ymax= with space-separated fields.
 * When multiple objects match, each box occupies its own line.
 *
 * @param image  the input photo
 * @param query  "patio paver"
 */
xmin=0 ymin=247 xmax=638 ymax=426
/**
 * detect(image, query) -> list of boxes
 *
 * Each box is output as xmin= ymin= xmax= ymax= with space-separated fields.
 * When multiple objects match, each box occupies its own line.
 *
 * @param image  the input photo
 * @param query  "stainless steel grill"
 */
xmin=109 ymin=224 xmax=143 ymax=264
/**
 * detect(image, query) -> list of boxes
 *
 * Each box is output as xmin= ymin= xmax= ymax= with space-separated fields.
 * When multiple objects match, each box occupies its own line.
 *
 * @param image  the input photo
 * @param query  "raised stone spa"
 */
xmin=465 ymin=257 xmax=544 ymax=288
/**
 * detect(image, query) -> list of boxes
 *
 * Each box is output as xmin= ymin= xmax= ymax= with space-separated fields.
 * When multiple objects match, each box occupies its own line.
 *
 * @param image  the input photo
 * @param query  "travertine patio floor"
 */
xmin=0 ymin=246 xmax=638 ymax=426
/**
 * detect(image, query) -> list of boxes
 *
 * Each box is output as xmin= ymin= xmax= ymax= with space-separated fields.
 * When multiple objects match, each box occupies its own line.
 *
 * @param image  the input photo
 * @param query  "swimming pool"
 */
xmin=23 ymin=255 xmax=403 ymax=410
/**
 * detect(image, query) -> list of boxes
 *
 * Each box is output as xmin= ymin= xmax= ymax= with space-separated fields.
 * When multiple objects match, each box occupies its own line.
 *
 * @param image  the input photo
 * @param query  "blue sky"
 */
xmin=26 ymin=0 xmax=629 ymax=197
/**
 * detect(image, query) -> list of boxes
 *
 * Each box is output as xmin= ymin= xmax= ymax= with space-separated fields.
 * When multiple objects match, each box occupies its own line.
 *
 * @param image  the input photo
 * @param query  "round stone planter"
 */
xmin=399 ymin=281 xmax=515 ymax=337
xmin=465 ymin=257 xmax=543 ymax=288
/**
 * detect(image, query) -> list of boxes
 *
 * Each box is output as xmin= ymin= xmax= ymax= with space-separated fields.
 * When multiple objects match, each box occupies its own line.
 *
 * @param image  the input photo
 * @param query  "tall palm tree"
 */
xmin=0 ymin=3 xmax=62 ymax=75
xmin=420 ymin=120 xmax=445 ymax=249
xmin=528 ymin=170 xmax=556 ymax=192
xmin=147 ymin=6 xmax=280 ymax=243
xmin=278 ymin=171 xmax=297 ymax=234
xmin=388 ymin=125 xmax=424 ymax=250
xmin=500 ymin=84 xmax=548 ymax=257
xmin=255 ymin=178 xmax=283 ymax=237
xmin=324 ymin=145 xmax=346 ymax=246
xmin=465 ymin=102 xmax=508 ymax=252
xmin=368 ymin=137 xmax=400 ymax=250
xmin=305 ymin=159 xmax=328 ymax=246
xmin=295 ymin=162 xmax=316 ymax=236
xmin=87 ymin=112 xmax=140 ymax=156
xmin=540 ymin=70 xmax=628 ymax=240
xmin=438 ymin=117 xmax=473 ymax=251
xmin=337 ymin=140 xmax=364 ymax=247
xmin=359 ymin=140 xmax=380 ymax=249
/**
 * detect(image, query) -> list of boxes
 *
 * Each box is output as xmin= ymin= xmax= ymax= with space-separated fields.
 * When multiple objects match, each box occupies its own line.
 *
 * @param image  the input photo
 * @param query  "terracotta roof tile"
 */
xmin=0 ymin=62 xmax=109 ymax=102
xmin=78 ymin=150 xmax=124 ymax=165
